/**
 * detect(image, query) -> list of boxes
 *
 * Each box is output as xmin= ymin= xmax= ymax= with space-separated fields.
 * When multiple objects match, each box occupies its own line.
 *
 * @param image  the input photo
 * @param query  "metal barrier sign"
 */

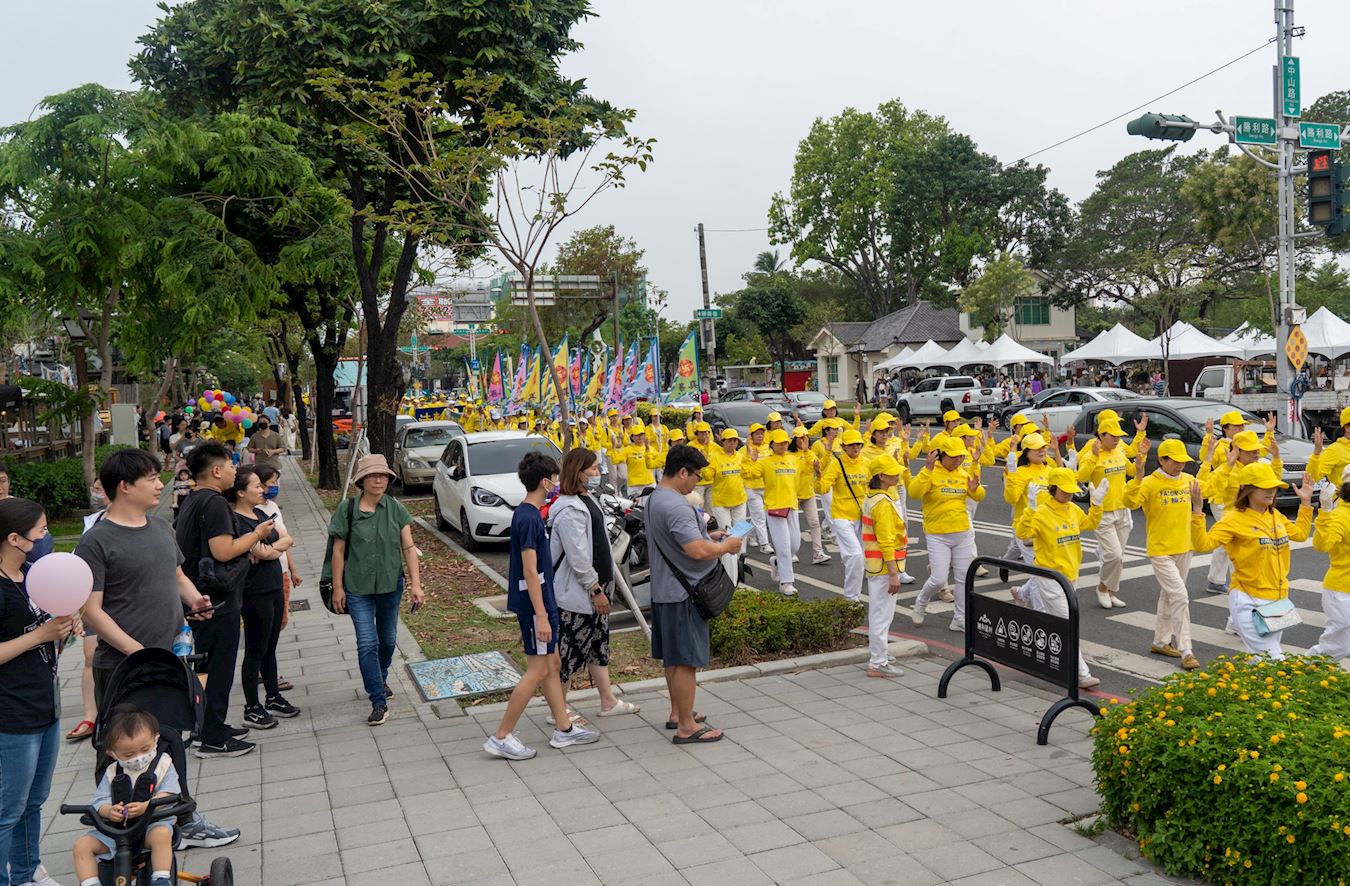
xmin=938 ymin=556 xmax=1100 ymax=745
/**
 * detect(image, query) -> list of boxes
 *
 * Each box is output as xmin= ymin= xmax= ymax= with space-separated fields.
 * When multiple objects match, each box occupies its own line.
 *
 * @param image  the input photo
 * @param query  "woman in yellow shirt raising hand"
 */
xmin=791 ymin=427 xmax=830 ymax=565
xmin=908 ymin=438 xmax=984 ymax=633
xmin=744 ymin=429 xmax=801 ymax=596
xmin=1310 ymin=465 xmax=1350 ymax=660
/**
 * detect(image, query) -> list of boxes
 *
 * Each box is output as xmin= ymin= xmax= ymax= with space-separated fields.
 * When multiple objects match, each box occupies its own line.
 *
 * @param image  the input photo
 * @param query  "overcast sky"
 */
xmin=6 ymin=1 xmax=1347 ymax=320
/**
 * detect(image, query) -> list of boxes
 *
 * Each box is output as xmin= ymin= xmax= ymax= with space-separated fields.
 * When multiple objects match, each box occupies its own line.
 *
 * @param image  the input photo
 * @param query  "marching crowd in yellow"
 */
xmin=414 ymin=393 xmax=1350 ymax=688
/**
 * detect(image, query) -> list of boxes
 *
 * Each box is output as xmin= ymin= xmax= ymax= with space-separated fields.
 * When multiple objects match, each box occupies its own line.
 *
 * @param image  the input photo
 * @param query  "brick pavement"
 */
xmin=36 ymin=456 xmax=1188 ymax=885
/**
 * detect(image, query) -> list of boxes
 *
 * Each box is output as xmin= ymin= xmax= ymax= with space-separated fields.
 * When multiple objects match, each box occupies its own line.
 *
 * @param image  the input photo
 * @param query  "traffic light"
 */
xmin=1307 ymin=150 xmax=1348 ymax=237
xmin=1125 ymin=113 xmax=1197 ymax=142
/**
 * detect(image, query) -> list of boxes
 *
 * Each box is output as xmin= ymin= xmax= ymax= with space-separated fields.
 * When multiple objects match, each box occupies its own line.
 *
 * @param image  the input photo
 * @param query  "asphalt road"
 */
xmin=400 ymin=462 xmax=1335 ymax=705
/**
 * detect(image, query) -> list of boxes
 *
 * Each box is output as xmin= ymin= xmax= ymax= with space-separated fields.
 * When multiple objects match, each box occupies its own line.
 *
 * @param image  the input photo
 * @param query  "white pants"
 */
xmin=1003 ymin=536 xmax=1034 ymax=565
xmin=767 ymin=512 xmax=802 ymax=585
xmin=819 ymin=493 xmax=834 ymax=537
xmin=1207 ymin=503 xmax=1231 ymax=585
xmin=800 ymin=496 xmax=825 ymax=559
xmin=1310 ymin=589 xmax=1350 ymax=660
xmin=1228 ymin=588 xmax=1285 ymax=659
xmin=1150 ymin=553 xmax=1194 ymax=655
xmin=1034 ymin=577 xmax=1093 ymax=680
xmin=866 ymin=574 xmax=899 ymax=669
xmin=700 ymin=485 xmax=712 ymax=514
xmin=746 ymin=489 xmax=769 ymax=547
xmin=1096 ymin=508 xmax=1131 ymax=591
xmin=831 ymin=517 xmax=864 ymax=601
xmin=965 ymin=496 xmax=979 ymax=522
xmin=915 ymin=530 xmax=977 ymax=622
xmin=896 ymin=492 xmax=911 ymax=575
xmin=713 ymin=502 xmax=747 ymax=584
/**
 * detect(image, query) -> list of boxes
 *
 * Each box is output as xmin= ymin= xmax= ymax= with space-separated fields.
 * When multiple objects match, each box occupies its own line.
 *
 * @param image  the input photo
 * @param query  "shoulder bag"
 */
xmin=319 ymin=498 xmax=357 ymax=613
xmin=834 ymin=454 xmax=864 ymax=513
xmin=649 ymin=516 xmax=735 ymax=620
xmin=1252 ymin=597 xmax=1301 ymax=635
xmin=193 ymin=495 xmax=246 ymax=599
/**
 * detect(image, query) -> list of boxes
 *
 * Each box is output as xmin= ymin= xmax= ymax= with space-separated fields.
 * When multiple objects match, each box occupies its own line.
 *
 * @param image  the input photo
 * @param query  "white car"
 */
xmin=431 ymin=432 xmax=563 ymax=551
xmin=394 ymin=420 xmax=464 ymax=488
xmin=1015 ymin=388 xmax=1142 ymax=437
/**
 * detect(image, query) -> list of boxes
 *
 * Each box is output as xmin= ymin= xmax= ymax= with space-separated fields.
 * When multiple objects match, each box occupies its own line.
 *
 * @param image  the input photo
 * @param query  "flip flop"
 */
xmin=672 ymin=725 xmax=722 ymax=745
xmin=65 ymin=720 xmax=95 ymax=742
xmin=665 ymin=712 xmax=708 ymax=730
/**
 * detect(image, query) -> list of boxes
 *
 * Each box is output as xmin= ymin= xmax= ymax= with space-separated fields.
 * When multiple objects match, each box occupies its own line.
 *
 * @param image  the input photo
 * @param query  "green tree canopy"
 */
xmin=958 ymin=253 xmax=1039 ymax=341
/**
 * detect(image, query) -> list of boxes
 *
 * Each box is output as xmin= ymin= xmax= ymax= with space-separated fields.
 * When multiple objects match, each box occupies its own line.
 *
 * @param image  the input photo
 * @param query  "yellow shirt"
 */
xmin=621 ymin=444 xmax=665 ymax=487
xmin=1205 ymin=456 xmax=1284 ymax=508
xmin=1125 ymin=469 xmax=1196 ymax=557
xmin=907 ymin=464 xmax=984 ymax=534
xmin=862 ymin=488 xmax=906 ymax=575
xmin=811 ymin=437 xmax=840 ymax=465
xmin=706 ymin=447 xmax=747 ymax=508
xmin=792 ymin=449 xmax=818 ymax=501
xmin=1003 ymin=460 xmax=1053 ymax=523
xmin=817 ymin=452 xmax=869 ymax=520
xmin=744 ymin=452 xmax=799 ymax=511
xmin=1311 ymin=438 xmax=1350 ymax=488
xmin=1313 ymin=506 xmax=1350 ymax=594
xmin=1076 ymin=444 xmax=1135 ymax=510
xmin=1014 ymin=498 xmax=1104 ymax=581
xmin=809 ymin=414 xmax=860 ymax=436
xmin=1075 ymin=430 xmax=1146 ymax=464
xmin=1193 ymin=505 xmax=1313 ymax=600
xmin=690 ymin=438 xmax=715 ymax=486
xmin=742 ymin=442 xmax=768 ymax=490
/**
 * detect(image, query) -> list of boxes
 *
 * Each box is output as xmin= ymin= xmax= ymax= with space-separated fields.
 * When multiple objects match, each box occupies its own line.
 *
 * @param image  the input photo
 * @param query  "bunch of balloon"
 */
xmin=187 ymin=390 xmax=259 ymax=429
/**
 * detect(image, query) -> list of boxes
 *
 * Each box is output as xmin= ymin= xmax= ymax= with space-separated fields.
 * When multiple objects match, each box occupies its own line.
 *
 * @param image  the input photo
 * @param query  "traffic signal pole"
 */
xmin=1273 ymin=0 xmax=1299 ymax=438
xmin=696 ymin=222 xmax=717 ymax=399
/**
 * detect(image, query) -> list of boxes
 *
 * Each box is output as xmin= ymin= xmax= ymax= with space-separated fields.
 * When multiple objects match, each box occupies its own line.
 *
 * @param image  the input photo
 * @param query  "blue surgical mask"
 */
xmin=586 ymin=475 xmax=602 ymax=493
xmin=24 ymin=531 xmax=54 ymax=564
xmin=263 ymin=486 xmax=280 ymax=501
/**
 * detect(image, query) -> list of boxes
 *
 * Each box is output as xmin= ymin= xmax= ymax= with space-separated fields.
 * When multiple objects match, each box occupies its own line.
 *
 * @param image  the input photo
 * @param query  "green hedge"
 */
xmin=1092 ymin=655 xmax=1350 ymax=884
xmin=4 ymin=445 xmax=136 ymax=517
xmin=710 ymin=590 xmax=864 ymax=665
xmin=635 ymin=404 xmax=695 ymax=426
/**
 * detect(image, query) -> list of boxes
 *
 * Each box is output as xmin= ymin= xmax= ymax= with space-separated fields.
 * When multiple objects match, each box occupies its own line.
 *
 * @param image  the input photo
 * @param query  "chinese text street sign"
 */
xmin=1299 ymin=122 xmax=1342 ymax=151
xmin=1234 ymin=116 xmax=1278 ymax=146
xmin=694 ymin=308 xmax=723 ymax=320
xmin=1282 ymin=57 xmax=1300 ymax=118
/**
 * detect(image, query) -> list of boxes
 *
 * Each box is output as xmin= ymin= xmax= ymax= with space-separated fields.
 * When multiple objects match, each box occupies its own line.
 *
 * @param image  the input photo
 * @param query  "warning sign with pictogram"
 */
xmin=1286 ymin=326 xmax=1308 ymax=372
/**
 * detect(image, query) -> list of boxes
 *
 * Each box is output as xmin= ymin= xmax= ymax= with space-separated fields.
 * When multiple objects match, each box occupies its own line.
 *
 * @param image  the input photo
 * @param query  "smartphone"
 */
xmin=410 ymin=600 xmax=423 ymax=614
xmin=728 ymin=520 xmax=755 ymax=538
xmin=187 ymin=601 xmax=221 ymax=617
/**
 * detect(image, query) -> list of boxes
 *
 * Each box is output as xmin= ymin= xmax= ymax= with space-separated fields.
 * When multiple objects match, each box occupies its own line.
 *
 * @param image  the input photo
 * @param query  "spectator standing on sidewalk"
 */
xmin=246 ymin=417 xmax=286 ymax=471
xmin=255 ymin=465 xmax=298 ymax=692
xmin=327 ymin=455 xmax=424 ymax=727
xmin=646 ymin=445 xmax=743 ymax=745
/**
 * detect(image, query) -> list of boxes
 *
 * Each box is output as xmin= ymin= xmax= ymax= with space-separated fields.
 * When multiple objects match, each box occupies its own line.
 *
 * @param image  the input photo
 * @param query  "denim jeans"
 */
xmin=347 ymin=579 xmax=403 ymax=706
xmin=0 ymin=721 xmax=60 ymax=886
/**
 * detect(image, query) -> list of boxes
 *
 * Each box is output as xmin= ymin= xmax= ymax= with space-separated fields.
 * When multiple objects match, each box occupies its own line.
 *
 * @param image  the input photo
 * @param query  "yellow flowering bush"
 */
xmin=1092 ymin=655 xmax=1350 ymax=884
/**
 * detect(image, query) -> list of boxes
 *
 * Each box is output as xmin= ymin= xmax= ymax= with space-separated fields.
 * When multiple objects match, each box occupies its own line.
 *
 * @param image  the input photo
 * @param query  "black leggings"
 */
xmin=241 ymin=591 xmax=285 ymax=707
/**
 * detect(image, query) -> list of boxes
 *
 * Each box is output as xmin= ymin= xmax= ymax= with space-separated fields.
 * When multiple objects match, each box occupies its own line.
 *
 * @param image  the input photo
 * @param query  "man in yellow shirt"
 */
xmin=1125 ymin=438 xmax=1201 ymax=670
xmin=861 ymin=454 xmax=909 ymax=678
xmin=1077 ymin=417 xmax=1134 ymax=609
xmin=817 ymin=429 xmax=869 ymax=601
xmin=908 ymin=437 xmax=984 ymax=632
xmin=1014 ymin=466 xmax=1106 ymax=690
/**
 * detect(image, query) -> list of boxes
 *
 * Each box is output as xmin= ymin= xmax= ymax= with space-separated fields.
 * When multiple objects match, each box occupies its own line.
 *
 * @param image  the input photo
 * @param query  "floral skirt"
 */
xmin=558 ymin=608 xmax=610 ymax=681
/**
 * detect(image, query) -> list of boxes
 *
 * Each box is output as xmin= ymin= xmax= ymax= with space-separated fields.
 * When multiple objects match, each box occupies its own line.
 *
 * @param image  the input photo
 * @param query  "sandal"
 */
xmin=545 ymin=709 xmax=588 ymax=727
xmin=597 ymin=700 xmax=640 ymax=717
xmin=672 ymin=725 xmax=722 ymax=745
xmin=665 ymin=712 xmax=708 ymax=730
xmin=65 ymin=720 xmax=95 ymax=742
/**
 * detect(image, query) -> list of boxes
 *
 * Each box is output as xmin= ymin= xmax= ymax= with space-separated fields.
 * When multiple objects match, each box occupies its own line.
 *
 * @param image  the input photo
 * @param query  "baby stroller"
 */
xmin=60 ymin=648 xmax=234 ymax=885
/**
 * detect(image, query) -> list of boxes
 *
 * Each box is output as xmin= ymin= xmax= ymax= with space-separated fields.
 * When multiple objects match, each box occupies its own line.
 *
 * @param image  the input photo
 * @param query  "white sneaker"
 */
xmin=1224 ymin=618 xmax=1238 ymax=635
xmin=938 ymin=585 xmax=955 ymax=603
xmin=1079 ymin=675 xmax=1101 ymax=690
xmin=768 ymin=555 xmax=779 ymax=582
xmin=760 ymin=543 xmax=774 ymax=555
xmin=791 ymin=554 xmax=799 ymax=563
xmin=484 ymin=733 xmax=536 ymax=760
xmin=975 ymin=565 xmax=989 ymax=577
xmin=780 ymin=584 xmax=798 ymax=597
xmin=1010 ymin=585 xmax=1028 ymax=607
xmin=867 ymin=663 xmax=905 ymax=678
xmin=911 ymin=601 xmax=926 ymax=626
xmin=23 ymin=865 xmax=63 ymax=886
xmin=1111 ymin=595 xmax=1127 ymax=609
xmin=1096 ymin=588 xmax=1113 ymax=609
xmin=812 ymin=553 xmax=832 ymax=565
xmin=949 ymin=618 xmax=965 ymax=633
xmin=899 ymin=572 xmax=916 ymax=585
xmin=549 ymin=724 xmax=601 ymax=749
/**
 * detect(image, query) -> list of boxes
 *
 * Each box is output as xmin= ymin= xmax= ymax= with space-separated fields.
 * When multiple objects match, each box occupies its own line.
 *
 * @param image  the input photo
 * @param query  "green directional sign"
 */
xmin=694 ymin=308 xmax=723 ymax=320
xmin=1299 ymin=122 xmax=1342 ymax=151
xmin=1234 ymin=116 xmax=1278 ymax=146
xmin=1282 ymin=56 xmax=1300 ymax=118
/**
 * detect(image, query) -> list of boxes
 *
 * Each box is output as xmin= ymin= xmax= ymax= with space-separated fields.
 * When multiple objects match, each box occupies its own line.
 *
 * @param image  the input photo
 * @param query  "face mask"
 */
xmin=90 ymin=488 xmax=108 ymax=508
xmin=586 ymin=474 xmax=602 ymax=493
xmin=24 ymin=531 xmax=54 ymax=564
xmin=117 ymin=750 xmax=156 ymax=775
xmin=263 ymin=486 xmax=280 ymax=501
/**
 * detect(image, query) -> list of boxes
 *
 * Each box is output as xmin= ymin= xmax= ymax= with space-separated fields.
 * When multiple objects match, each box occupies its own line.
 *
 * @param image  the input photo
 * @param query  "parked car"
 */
xmin=1069 ymin=399 xmax=1314 ymax=507
xmin=396 ymin=414 xmax=416 ymax=434
xmin=720 ymin=386 xmax=788 ymax=407
xmin=893 ymin=376 xmax=1008 ymax=422
xmin=784 ymin=391 xmax=830 ymax=424
xmin=432 ymin=431 xmax=563 ymax=551
xmin=999 ymin=387 xmax=1067 ymax=425
xmin=1015 ymin=388 xmax=1143 ymax=437
xmin=704 ymin=402 xmax=798 ymax=441
xmin=394 ymin=420 xmax=465 ymax=488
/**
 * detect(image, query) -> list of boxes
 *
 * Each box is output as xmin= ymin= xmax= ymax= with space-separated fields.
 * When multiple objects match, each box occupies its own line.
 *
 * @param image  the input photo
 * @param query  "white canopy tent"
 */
xmin=872 ymin=345 xmax=915 ymax=372
xmin=1303 ymin=307 xmax=1350 ymax=360
xmin=1221 ymin=322 xmax=1278 ymax=359
xmin=895 ymin=339 xmax=954 ymax=371
xmin=979 ymin=333 xmax=1054 ymax=369
xmin=1059 ymin=323 xmax=1154 ymax=365
xmin=941 ymin=338 xmax=988 ymax=368
xmin=1127 ymin=321 xmax=1245 ymax=361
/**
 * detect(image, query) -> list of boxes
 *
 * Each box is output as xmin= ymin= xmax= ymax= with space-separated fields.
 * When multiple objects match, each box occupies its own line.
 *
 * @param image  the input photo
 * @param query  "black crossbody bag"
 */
xmin=649 ymin=513 xmax=735 ymax=620
xmin=320 ymin=498 xmax=357 ymax=613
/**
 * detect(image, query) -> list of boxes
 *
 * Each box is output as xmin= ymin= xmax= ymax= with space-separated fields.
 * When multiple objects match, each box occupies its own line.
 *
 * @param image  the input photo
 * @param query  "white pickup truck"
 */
xmin=893 ymin=376 xmax=1009 ymax=422
xmin=1192 ymin=362 xmax=1350 ymax=433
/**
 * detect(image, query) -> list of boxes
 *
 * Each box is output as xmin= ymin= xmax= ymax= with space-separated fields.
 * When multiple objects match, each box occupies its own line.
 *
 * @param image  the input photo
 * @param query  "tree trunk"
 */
xmin=151 ymin=356 xmax=177 ymax=412
xmin=525 ymin=272 xmax=572 ymax=452
xmin=278 ymin=331 xmax=311 ymax=462
xmin=311 ymin=347 xmax=340 ymax=489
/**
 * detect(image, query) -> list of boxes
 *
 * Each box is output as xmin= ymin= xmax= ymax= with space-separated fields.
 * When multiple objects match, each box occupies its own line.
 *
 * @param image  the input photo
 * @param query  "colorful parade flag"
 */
xmin=631 ymin=340 xmax=659 ymax=401
xmin=542 ymin=334 xmax=569 ymax=408
xmin=582 ymin=347 xmax=607 ymax=409
xmin=508 ymin=344 xmax=527 ymax=408
xmin=464 ymin=358 xmax=481 ymax=401
xmin=487 ymin=350 xmax=504 ymax=405
xmin=521 ymin=346 xmax=541 ymax=408
xmin=604 ymin=342 xmax=624 ymax=412
xmin=663 ymin=330 xmax=700 ymax=403
xmin=569 ymin=348 xmax=583 ymax=401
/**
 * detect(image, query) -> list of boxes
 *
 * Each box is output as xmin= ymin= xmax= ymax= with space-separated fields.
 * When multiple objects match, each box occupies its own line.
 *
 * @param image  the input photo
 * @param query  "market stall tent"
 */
xmin=1221 ymin=322 xmax=1278 ymax=359
xmin=873 ymin=345 xmax=915 ymax=372
xmin=1059 ymin=323 xmax=1154 ymax=365
xmin=941 ymin=338 xmax=989 ymax=368
xmin=1302 ymin=307 xmax=1350 ymax=360
xmin=896 ymin=339 xmax=954 ymax=371
xmin=1135 ymin=322 xmax=1245 ymax=361
xmin=979 ymin=333 xmax=1054 ymax=369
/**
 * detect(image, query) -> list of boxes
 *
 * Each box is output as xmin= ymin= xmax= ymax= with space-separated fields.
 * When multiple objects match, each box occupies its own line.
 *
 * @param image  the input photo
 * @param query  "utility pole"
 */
xmin=1126 ymin=0 xmax=1347 ymax=436
xmin=696 ymin=223 xmax=716 ymax=399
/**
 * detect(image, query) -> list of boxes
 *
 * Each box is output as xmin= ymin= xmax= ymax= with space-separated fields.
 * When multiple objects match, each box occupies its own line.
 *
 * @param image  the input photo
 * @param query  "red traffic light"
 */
xmin=1311 ymin=153 xmax=1331 ymax=173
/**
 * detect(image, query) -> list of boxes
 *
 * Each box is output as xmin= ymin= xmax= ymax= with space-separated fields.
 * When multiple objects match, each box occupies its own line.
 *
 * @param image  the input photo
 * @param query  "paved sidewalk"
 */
xmin=35 ymin=457 xmax=1182 ymax=885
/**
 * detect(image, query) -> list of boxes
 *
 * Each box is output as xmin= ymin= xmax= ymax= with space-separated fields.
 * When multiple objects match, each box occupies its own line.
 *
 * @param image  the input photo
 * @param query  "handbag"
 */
xmin=1252 ymin=597 xmax=1301 ymax=636
xmin=193 ymin=495 xmax=246 ymax=600
xmin=765 ymin=507 xmax=791 ymax=518
xmin=649 ymin=520 xmax=735 ymax=620
xmin=319 ymin=498 xmax=357 ymax=613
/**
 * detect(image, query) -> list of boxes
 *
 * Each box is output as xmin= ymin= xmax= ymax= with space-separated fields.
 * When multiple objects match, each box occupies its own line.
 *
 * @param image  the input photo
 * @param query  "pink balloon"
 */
xmin=202 ymin=390 xmax=213 ymax=400
xmin=26 ymin=552 xmax=93 ymax=617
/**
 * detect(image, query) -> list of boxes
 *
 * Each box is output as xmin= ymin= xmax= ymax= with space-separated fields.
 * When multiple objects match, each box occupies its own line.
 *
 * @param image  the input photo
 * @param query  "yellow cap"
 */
xmin=823 ymin=399 xmax=837 ymax=410
xmin=607 ymin=408 xmax=618 ymax=416
xmin=1048 ymin=467 xmax=1081 ymax=494
xmin=1020 ymin=432 xmax=1048 ymax=450
xmin=1157 ymin=439 xmax=1192 ymax=463
xmin=720 ymin=428 xmax=740 ymax=440
xmin=1237 ymin=462 xmax=1286 ymax=489
xmin=869 ymin=454 xmax=903 ymax=478
xmin=953 ymin=424 xmax=979 ymax=438
xmin=841 ymin=429 xmax=865 ymax=446
xmin=695 ymin=421 xmax=712 ymax=433
xmin=766 ymin=412 xmax=782 ymax=423
xmin=1232 ymin=430 xmax=1262 ymax=452
xmin=1097 ymin=418 xmax=1126 ymax=437
xmin=630 ymin=421 xmax=646 ymax=434
xmin=768 ymin=428 xmax=791 ymax=445
xmin=871 ymin=414 xmax=896 ymax=430
xmin=1009 ymin=414 xmax=1029 ymax=428
xmin=691 ymin=405 xmax=703 ymax=413
xmin=1018 ymin=422 xmax=1040 ymax=436
xmin=1097 ymin=409 xmax=1120 ymax=425
xmin=793 ymin=425 xmax=808 ymax=437
xmin=936 ymin=438 xmax=969 ymax=459
xmin=1341 ymin=406 xmax=1350 ymax=427
xmin=1220 ymin=410 xmax=1245 ymax=427
xmin=942 ymin=410 xmax=961 ymax=423
xmin=749 ymin=423 xmax=765 ymax=434
xmin=824 ymin=417 xmax=845 ymax=431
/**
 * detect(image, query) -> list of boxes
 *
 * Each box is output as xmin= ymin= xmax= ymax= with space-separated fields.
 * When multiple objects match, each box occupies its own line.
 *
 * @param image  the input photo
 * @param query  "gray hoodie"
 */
xmin=547 ymin=494 xmax=610 ymax=614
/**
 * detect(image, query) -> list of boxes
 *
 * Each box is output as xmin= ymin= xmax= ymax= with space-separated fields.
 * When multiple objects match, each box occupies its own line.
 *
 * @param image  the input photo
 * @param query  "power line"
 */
xmin=1014 ymin=37 xmax=1278 ymax=164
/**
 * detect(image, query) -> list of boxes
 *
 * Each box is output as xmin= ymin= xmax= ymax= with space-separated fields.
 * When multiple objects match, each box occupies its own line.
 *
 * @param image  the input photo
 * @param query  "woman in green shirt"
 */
xmin=329 ymin=455 xmax=424 ymax=726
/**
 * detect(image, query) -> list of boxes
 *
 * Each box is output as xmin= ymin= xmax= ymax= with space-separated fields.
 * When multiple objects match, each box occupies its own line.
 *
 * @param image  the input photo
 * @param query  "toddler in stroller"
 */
xmin=61 ymin=648 xmax=233 ymax=886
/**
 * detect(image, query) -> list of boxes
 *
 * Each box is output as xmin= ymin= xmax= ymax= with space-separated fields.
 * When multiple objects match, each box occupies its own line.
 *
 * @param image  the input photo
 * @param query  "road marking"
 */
xmin=1079 ymin=640 xmax=1176 ymax=683
xmin=1105 ymin=609 xmax=1314 ymax=656
xmin=1192 ymin=592 xmax=1327 ymax=629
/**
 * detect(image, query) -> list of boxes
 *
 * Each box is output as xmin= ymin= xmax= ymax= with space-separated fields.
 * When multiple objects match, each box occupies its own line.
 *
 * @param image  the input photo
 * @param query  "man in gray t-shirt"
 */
xmin=646 ymin=444 xmax=742 ymax=745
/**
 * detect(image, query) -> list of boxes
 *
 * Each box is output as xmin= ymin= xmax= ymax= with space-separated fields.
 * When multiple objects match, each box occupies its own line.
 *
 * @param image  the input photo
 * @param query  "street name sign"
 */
xmin=1299 ymin=122 xmax=1342 ymax=151
xmin=1234 ymin=116 xmax=1278 ymax=146
xmin=1282 ymin=56 xmax=1300 ymax=118
xmin=694 ymin=308 xmax=723 ymax=320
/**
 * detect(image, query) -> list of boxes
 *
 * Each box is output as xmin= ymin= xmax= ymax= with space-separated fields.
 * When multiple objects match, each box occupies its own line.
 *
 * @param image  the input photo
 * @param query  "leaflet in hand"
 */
xmin=728 ymin=520 xmax=755 ymax=538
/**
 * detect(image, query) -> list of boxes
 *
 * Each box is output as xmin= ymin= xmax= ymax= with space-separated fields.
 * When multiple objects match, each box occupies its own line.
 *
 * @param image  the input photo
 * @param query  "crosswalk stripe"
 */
xmin=1106 ymin=609 xmax=1313 ymax=656
xmin=1079 ymin=640 xmax=1178 ymax=682
xmin=1192 ymin=592 xmax=1328 ymax=629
